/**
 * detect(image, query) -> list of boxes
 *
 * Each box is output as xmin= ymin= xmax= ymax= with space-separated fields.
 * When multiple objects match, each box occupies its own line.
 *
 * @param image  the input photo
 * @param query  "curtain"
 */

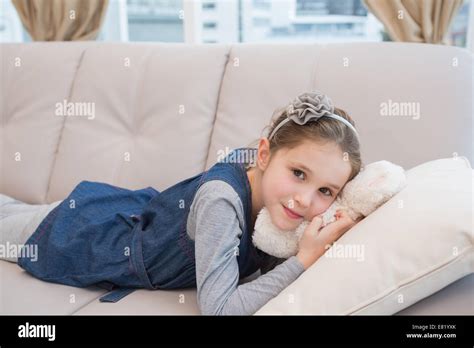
xmin=363 ymin=0 xmax=464 ymax=44
xmin=12 ymin=0 xmax=109 ymax=41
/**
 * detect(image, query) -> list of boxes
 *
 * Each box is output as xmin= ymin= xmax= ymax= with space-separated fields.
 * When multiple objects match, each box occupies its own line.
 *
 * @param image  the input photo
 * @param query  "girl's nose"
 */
xmin=294 ymin=190 xmax=313 ymax=211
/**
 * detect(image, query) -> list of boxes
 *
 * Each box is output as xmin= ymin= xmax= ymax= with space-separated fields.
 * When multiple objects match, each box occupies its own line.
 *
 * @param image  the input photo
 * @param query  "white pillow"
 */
xmin=255 ymin=157 xmax=473 ymax=315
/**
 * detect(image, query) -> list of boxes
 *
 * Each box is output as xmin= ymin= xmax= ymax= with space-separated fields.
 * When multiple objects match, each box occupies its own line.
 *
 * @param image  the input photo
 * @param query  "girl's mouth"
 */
xmin=282 ymin=204 xmax=303 ymax=220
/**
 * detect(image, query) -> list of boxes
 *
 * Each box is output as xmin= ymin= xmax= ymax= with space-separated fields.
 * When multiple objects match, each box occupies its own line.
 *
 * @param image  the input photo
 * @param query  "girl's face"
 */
xmin=251 ymin=138 xmax=352 ymax=231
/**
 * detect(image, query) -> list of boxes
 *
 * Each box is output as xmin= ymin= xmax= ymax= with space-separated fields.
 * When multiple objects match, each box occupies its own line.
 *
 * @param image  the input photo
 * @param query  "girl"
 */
xmin=0 ymin=91 xmax=362 ymax=315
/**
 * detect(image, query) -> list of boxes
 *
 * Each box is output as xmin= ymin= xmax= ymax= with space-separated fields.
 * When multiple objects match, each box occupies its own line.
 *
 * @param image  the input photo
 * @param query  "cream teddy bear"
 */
xmin=252 ymin=160 xmax=407 ymax=258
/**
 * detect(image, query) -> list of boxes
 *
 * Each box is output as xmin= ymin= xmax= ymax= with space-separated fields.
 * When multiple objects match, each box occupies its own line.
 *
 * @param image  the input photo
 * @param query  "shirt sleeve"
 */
xmin=188 ymin=180 xmax=305 ymax=315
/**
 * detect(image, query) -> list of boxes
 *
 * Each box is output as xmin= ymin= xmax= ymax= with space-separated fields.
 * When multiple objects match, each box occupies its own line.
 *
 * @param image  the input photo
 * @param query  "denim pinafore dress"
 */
xmin=18 ymin=147 xmax=265 ymax=302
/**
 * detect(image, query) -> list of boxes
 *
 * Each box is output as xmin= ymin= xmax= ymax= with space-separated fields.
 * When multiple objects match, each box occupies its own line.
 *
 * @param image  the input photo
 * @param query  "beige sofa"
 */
xmin=0 ymin=42 xmax=472 ymax=315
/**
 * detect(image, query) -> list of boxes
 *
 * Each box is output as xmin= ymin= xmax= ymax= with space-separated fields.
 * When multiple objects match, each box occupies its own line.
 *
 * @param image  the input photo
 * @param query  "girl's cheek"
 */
xmin=267 ymin=172 xmax=294 ymax=203
xmin=275 ymin=175 xmax=291 ymax=192
xmin=315 ymin=201 xmax=333 ymax=216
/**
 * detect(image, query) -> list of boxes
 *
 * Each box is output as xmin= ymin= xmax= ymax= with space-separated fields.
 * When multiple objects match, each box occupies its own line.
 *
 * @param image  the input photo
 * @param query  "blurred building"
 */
xmin=0 ymin=0 xmax=470 ymax=48
xmin=127 ymin=0 xmax=184 ymax=42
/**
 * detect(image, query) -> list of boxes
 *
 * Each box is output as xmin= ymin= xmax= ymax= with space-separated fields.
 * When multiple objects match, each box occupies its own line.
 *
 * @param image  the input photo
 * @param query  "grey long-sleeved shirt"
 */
xmin=186 ymin=180 xmax=305 ymax=315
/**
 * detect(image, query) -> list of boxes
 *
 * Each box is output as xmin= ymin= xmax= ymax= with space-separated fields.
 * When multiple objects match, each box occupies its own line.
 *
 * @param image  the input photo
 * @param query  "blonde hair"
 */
xmin=246 ymin=105 xmax=362 ymax=181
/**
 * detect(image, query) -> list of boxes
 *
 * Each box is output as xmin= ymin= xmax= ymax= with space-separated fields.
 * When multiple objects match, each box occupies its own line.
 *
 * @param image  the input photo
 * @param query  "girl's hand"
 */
xmin=296 ymin=209 xmax=361 ymax=270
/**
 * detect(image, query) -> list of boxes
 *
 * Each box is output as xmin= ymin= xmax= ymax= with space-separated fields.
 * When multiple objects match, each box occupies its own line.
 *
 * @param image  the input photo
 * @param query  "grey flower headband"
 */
xmin=268 ymin=91 xmax=359 ymax=141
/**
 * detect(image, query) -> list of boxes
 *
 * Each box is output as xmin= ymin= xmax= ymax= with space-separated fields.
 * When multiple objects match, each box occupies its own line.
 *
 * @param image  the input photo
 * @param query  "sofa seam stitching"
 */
xmin=204 ymin=45 xmax=231 ymax=170
xmin=44 ymin=45 xmax=91 ymax=203
xmin=70 ymin=288 xmax=110 ymax=315
xmin=345 ymin=245 xmax=474 ymax=315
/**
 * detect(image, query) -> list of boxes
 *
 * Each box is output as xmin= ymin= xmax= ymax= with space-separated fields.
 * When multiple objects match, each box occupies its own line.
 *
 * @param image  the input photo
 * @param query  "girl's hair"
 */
xmin=246 ymin=105 xmax=363 ymax=182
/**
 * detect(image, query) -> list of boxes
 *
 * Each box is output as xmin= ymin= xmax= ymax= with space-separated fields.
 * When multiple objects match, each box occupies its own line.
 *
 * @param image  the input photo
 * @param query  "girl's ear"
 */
xmin=257 ymin=137 xmax=271 ymax=170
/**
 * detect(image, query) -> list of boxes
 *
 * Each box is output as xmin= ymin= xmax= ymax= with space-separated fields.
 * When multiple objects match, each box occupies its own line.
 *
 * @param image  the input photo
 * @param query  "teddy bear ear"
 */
xmin=368 ymin=174 xmax=386 ymax=188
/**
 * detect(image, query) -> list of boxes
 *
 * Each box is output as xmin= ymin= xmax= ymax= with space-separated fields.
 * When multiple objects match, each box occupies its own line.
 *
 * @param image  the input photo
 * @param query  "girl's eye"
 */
xmin=292 ymin=169 xmax=305 ymax=180
xmin=320 ymin=188 xmax=333 ymax=197
xmin=292 ymin=168 xmax=333 ymax=197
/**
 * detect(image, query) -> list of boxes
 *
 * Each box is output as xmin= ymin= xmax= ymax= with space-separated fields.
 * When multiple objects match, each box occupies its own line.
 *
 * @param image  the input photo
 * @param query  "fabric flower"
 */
xmin=286 ymin=91 xmax=335 ymax=125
